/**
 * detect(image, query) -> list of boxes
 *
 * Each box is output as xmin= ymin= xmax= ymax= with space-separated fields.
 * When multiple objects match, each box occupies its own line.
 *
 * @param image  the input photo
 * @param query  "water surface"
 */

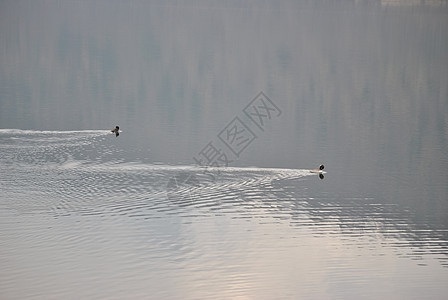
xmin=1 ymin=1 xmax=448 ymax=299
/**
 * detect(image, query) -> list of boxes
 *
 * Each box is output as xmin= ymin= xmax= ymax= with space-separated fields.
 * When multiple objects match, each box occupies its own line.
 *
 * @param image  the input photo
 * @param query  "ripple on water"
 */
xmin=1 ymin=129 xmax=448 ymax=299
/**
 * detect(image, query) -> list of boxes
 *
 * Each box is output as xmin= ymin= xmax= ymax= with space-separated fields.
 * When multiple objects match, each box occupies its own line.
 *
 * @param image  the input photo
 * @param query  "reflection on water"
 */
xmin=1 ymin=130 xmax=447 ymax=299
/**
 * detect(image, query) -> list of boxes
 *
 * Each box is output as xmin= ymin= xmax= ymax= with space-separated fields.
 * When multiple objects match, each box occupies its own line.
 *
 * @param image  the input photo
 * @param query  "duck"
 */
xmin=111 ymin=125 xmax=120 ymax=137
xmin=310 ymin=164 xmax=324 ymax=173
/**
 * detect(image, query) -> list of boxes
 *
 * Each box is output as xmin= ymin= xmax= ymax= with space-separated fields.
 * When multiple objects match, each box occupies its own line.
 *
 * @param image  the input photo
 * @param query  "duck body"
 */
xmin=310 ymin=164 xmax=325 ymax=173
xmin=111 ymin=125 xmax=120 ymax=136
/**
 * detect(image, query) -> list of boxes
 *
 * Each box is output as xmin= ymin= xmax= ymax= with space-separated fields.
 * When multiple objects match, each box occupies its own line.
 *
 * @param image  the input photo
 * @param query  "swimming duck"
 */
xmin=310 ymin=164 xmax=324 ymax=173
xmin=111 ymin=125 xmax=119 ymax=137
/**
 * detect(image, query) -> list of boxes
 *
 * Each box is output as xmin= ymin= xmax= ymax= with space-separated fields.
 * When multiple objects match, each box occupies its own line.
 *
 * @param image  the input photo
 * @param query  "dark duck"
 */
xmin=111 ymin=125 xmax=120 ymax=137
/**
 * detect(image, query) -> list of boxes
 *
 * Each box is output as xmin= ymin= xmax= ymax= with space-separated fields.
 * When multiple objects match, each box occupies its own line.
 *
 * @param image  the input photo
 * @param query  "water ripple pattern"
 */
xmin=1 ymin=129 xmax=447 ymax=298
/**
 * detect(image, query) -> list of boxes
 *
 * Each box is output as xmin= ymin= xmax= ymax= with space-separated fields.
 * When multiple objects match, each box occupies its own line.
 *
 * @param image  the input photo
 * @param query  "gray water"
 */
xmin=1 ymin=1 xmax=448 ymax=299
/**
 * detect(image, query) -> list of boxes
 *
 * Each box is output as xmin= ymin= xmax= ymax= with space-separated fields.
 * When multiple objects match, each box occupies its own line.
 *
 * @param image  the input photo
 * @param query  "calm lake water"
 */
xmin=1 ymin=1 xmax=448 ymax=299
